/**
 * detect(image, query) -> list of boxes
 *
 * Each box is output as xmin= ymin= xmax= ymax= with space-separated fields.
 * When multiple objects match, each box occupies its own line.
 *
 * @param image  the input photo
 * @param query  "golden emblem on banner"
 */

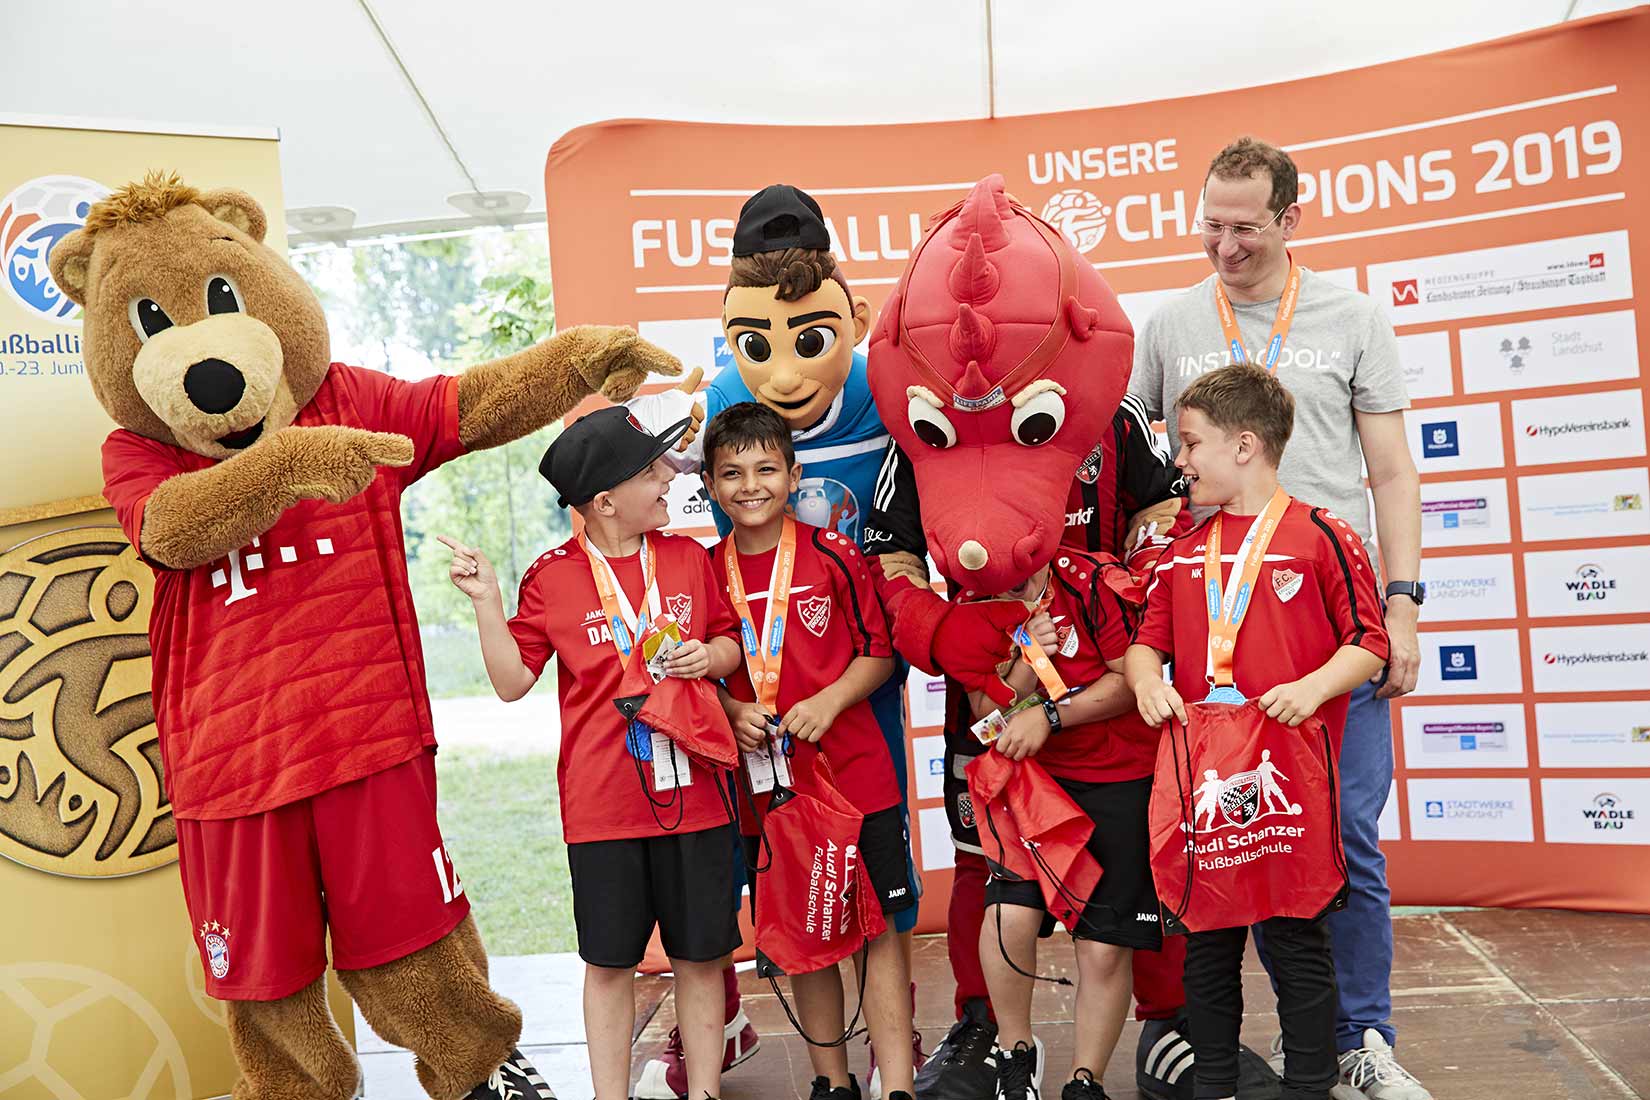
xmin=0 ymin=526 xmax=169 ymax=877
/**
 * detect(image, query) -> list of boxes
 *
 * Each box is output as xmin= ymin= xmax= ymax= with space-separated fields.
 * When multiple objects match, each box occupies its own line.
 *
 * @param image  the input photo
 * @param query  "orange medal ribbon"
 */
xmin=1012 ymin=579 xmax=1071 ymax=700
xmin=582 ymin=532 xmax=659 ymax=668
xmin=1213 ymin=254 xmax=1301 ymax=373
xmin=1203 ymin=488 xmax=1292 ymax=700
xmin=723 ymin=517 xmax=798 ymax=715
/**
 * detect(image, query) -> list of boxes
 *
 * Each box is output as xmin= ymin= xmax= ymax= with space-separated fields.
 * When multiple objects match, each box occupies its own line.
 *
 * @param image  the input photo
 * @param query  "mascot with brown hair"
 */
xmin=49 ymin=172 xmax=682 ymax=1100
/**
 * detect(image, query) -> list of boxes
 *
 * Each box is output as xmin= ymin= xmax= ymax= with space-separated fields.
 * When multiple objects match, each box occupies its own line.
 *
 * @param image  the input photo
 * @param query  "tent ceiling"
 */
xmin=5 ymin=0 xmax=1637 ymax=245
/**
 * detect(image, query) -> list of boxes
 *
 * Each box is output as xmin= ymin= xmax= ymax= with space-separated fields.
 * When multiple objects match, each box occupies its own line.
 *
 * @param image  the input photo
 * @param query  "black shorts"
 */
xmin=944 ymin=738 xmax=989 ymax=855
xmin=568 ymin=823 xmax=743 ymax=968
xmin=982 ymin=774 xmax=1163 ymax=950
xmin=742 ymin=804 xmax=916 ymax=920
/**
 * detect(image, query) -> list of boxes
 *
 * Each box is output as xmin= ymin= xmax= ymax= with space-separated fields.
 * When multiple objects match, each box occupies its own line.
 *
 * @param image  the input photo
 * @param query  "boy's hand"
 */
xmin=780 ymin=691 xmax=844 ymax=743
xmin=726 ymin=699 xmax=771 ymax=753
xmin=664 ymin=638 xmax=710 ymax=679
xmin=1023 ymin=611 xmax=1059 ymax=653
xmin=993 ymin=705 xmax=1051 ymax=762
xmin=1258 ymin=677 xmax=1326 ymax=727
xmin=437 ymin=536 xmax=497 ymax=602
xmin=1135 ymin=678 xmax=1187 ymax=727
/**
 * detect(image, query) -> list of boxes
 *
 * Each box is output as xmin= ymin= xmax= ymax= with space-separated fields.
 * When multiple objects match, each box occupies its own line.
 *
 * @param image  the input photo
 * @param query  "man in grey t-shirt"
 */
xmin=1129 ymin=137 xmax=1429 ymax=1100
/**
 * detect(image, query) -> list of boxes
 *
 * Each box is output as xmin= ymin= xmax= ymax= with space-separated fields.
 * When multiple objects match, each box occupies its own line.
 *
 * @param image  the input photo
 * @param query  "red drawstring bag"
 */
xmin=749 ymin=754 xmax=887 ymax=977
xmin=613 ymin=655 xmax=738 ymax=771
xmin=1148 ymin=700 xmax=1348 ymax=934
xmin=966 ymin=752 xmax=1102 ymax=932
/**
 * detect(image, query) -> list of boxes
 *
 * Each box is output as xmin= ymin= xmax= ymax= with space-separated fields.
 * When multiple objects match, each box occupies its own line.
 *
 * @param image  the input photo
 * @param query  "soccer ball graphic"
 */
xmin=1039 ymin=189 xmax=1109 ymax=255
xmin=0 ymin=962 xmax=192 ymax=1099
xmin=0 ymin=174 xmax=110 ymax=323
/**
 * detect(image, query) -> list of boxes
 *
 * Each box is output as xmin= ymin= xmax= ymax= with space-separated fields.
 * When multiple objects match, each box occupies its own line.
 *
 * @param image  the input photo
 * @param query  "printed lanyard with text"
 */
xmin=582 ymin=532 xmax=660 ymax=667
xmin=724 ymin=517 xmax=798 ymax=715
xmin=1012 ymin=579 xmax=1071 ymax=701
xmin=1203 ymin=488 xmax=1292 ymax=702
xmin=1213 ymin=254 xmax=1300 ymax=373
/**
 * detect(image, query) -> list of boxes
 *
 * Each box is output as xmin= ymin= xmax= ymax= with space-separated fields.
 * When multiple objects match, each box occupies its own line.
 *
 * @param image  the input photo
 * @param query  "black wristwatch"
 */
xmin=1041 ymin=696 xmax=1063 ymax=734
xmin=1385 ymin=580 xmax=1427 ymax=606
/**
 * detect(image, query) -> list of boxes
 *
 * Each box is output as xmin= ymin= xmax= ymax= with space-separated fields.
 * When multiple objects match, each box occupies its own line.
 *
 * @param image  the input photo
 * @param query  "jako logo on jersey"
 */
xmin=1391 ymin=279 xmax=1419 ymax=306
xmin=796 ymin=593 xmax=832 ymax=638
xmin=0 ymin=175 xmax=111 ymax=322
xmin=198 ymin=920 xmax=232 ymax=979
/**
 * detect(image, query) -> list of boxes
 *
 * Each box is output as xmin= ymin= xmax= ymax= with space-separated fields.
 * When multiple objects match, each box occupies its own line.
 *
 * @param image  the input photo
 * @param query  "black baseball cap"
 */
xmin=539 ymin=406 xmax=693 ymax=508
xmin=732 ymin=184 xmax=831 ymax=257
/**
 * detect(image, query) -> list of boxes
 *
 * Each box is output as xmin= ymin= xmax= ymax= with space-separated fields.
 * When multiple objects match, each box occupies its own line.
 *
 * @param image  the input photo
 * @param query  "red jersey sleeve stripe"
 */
xmin=812 ymin=528 xmax=875 ymax=654
xmin=1308 ymin=508 xmax=1369 ymax=647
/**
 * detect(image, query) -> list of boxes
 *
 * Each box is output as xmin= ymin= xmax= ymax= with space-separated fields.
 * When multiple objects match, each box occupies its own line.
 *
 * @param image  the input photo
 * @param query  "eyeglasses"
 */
xmin=1195 ymin=207 xmax=1285 ymax=241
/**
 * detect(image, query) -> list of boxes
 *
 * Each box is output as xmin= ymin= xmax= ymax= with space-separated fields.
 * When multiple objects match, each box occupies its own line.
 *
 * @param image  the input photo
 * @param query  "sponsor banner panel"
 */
xmin=1421 ymin=552 xmax=1519 ymax=622
xmin=1413 ymin=628 xmax=1524 ymax=696
xmin=1401 ymin=703 xmax=1529 ymax=769
xmin=1406 ymin=402 xmax=1506 ymax=473
xmin=1421 ymin=478 xmax=1513 ymax=549
xmin=1407 ymin=777 xmax=1535 ymax=842
xmin=1517 ymin=466 xmax=1650 ymax=543
xmin=1459 ymin=309 xmax=1640 ymax=395
xmin=1522 ymin=544 xmax=1650 ymax=618
xmin=1536 ymin=700 xmax=1650 ymax=768
xmin=1530 ymin=622 xmax=1650 ymax=693
xmin=1541 ymin=778 xmax=1650 ymax=845
xmin=1510 ymin=389 xmax=1647 ymax=468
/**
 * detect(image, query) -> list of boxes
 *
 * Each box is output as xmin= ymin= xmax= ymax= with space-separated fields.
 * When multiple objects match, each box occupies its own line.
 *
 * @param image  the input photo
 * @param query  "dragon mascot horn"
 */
xmin=868 ymin=173 xmax=1134 ymax=595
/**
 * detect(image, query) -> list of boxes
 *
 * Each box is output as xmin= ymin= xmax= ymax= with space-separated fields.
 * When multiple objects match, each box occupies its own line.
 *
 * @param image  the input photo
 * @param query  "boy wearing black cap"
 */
xmin=442 ymin=406 xmax=745 ymax=1100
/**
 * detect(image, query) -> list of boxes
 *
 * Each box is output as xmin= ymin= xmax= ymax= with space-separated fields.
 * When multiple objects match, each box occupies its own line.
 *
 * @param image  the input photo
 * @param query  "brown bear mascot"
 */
xmin=47 ymin=172 xmax=682 ymax=1100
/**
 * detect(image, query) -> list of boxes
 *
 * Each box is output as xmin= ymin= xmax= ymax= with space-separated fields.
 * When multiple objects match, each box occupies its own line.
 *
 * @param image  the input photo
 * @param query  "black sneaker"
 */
xmin=914 ymin=997 xmax=998 ymax=1100
xmin=995 ymin=1038 xmax=1044 ymax=1100
xmin=1135 ymin=1017 xmax=1280 ymax=1100
xmin=466 ymin=1048 xmax=556 ymax=1099
xmin=1061 ymin=1068 xmax=1107 ymax=1100
xmin=809 ymin=1075 xmax=863 ymax=1100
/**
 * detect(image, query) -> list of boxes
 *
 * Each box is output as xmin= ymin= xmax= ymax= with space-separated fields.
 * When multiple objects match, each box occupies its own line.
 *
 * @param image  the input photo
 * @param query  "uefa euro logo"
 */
xmin=0 ymin=174 xmax=111 ymax=324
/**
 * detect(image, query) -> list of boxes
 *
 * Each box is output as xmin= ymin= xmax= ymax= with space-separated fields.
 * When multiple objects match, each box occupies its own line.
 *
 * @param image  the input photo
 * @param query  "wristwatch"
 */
xmin=1041 ymin=696 xmax=1063 ymax=734
xmin=1385 ymin=580 xmax=1427 ymax=606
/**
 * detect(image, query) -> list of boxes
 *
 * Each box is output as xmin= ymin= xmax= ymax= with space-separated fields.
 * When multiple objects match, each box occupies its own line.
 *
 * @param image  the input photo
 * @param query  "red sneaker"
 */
xmin=632 ymin=1011 xmax=760 ymax=1099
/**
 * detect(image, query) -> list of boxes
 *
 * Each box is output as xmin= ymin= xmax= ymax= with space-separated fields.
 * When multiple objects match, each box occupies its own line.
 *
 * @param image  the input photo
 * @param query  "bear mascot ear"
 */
xmin=47 ymin=228 xmax=95 ymax=307
xmin=195 ymin=188 xmax=268 ymax=244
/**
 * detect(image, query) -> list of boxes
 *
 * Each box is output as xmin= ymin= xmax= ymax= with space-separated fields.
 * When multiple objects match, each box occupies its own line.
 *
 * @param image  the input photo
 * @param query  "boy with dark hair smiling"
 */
xmin=701 ymin=401 xmax=916 ymax=1100
xmin=442 ymin=406 xmax=745 ymax=1100
xmin=1124 ymin=364 xmax=1389 ymax=1100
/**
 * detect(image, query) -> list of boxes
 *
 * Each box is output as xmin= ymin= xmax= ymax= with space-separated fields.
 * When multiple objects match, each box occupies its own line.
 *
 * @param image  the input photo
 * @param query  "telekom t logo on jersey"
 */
xmin=211 ymin=535 xmax=337 ymax=606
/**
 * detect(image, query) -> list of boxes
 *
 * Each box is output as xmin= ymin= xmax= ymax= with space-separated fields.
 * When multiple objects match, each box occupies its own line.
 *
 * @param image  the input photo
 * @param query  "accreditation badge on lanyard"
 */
xmin=1202 ymin=488 xmax=1292 ymax=703
xmin=1214 ymin=254 xmax=1301 ymax=373
xmin=583 ymin=533 xmax=692 ymax=788
xmin=724 ymin=517 xmax=798 ymax=793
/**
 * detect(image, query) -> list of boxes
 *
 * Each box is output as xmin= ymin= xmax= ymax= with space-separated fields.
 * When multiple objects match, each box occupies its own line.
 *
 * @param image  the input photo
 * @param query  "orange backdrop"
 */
xmin=546 ymin=7 xmax=1650 ymax=924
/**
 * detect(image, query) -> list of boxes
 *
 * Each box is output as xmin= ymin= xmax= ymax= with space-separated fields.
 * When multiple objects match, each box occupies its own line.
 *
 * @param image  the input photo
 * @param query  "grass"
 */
xmin=435 ymin=748 xmax=574 ymax=955
xmin=422 ymin=626 xmax=499 ymax=699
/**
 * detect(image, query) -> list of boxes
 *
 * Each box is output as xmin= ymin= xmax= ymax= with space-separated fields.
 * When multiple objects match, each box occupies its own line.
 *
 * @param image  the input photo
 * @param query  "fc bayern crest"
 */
xmin=666 ymin=593 xmax=692 ymax=632
xmin=199 ymin=921 xmax=231 ymax=979
xmin=797 ymin=594 xmax=832 ymax=638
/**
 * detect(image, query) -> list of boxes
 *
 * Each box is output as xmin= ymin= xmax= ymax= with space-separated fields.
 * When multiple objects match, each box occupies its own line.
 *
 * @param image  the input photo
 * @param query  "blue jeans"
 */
xmin=1256 ymin=679 xmax=1395 ymax=1053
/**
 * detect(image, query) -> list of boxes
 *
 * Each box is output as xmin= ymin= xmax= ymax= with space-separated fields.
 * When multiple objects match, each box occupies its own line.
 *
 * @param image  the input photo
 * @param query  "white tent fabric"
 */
xmin=4 ymin=0 xmax=1637 ymax=243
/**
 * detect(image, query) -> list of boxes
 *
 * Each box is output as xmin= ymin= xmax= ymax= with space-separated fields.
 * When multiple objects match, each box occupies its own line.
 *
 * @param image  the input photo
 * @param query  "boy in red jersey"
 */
xmin=443 ymin=406 xmax=744 ymax=1100
xmin=703 ymin=402 xmax=916 ymax=1100
xmin=1124 ymin=364 xmax=1387 ymax=1100
xmin=958 ymin=546 xmax=1162 ymax=1100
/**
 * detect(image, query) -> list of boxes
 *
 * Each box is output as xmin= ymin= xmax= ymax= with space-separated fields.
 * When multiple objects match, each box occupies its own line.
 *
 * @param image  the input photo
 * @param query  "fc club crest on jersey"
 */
xmin=666 ymin=593 xmax=693 ymax=632
xmin=796 ymin=594 xmax=832 ymax=638
xmin=199 ymin=920 xmax=231 ymax=979
xmin=1271 ymin=568 xmax=1303 ymax=603
xmin=1075 ymin=443 xmax=1105 ymax=485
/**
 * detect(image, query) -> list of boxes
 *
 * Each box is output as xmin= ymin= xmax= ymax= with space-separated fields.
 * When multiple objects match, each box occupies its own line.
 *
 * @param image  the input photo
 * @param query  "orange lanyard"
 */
xmin=582 ymin=533 xmax=658 ymax=667
xmin=1213 ymin=254 xmax=1300 ymax=373
xmin=1012 ymin=579 xmax=1071 ymax=700
xmin=724 ymin=517 xmax=798 ymax=714
xmin=1204 ymin=488 xmax=1292 ymax=694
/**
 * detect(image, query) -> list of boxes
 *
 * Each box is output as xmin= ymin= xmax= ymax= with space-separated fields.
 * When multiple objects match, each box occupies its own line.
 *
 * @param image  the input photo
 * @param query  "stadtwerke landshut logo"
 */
xmin=0 ymin=175 xmax=110 ymax=324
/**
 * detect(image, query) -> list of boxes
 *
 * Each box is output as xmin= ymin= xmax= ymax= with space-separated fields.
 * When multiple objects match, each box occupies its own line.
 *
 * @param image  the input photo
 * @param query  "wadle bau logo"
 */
xmin=1183 ymin=750 xmax=1309 ymax=872
xmin=1582 ymin=792 xmax=1635 ymax=833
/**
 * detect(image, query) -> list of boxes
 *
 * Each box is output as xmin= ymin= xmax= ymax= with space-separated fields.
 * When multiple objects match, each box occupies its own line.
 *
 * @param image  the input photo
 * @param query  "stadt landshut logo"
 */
xmin=0 ymin=175 xmax=111 ymax=323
